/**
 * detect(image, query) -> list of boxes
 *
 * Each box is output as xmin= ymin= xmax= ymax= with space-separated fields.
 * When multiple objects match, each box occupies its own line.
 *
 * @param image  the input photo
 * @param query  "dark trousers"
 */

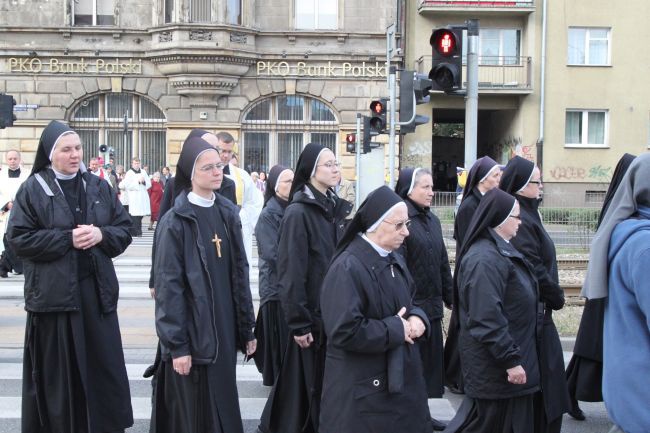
xmin=130 ymin=215 xmax=143 ymax=237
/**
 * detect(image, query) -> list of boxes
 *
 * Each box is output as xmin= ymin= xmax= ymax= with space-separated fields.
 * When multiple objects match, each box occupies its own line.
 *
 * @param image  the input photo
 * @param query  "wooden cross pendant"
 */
xmin=211 ymin=234 xmax=222 ymax=258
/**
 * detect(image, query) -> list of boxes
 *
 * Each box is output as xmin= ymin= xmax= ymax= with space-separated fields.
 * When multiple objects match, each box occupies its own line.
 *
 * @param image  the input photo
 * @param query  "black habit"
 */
xmin=258 ymin=144 xmax=352 ymax=433
xmin=319 ymin=236 xmax=431 ymax=433
xmin=446 ymin=189 xmax=542 ymax=433
xmin=395 ymin=168 xmax=453 ymax=398
xmin=566 ymin=153 xmax=636 ymax=405
xmin=253 ymin=165 xmax=291 ymax=386
xmin=446 ymin=156 xmax=500 ymax=393
xmin=8 ymin=121 xmax=134 ymax=433
xmin=500 ymin=156 xmax=570 ymax=432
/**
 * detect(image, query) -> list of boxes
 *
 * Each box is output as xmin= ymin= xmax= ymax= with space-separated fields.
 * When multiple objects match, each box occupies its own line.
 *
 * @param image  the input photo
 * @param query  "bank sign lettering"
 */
xmin=8 ymin=58 xmax=142 ymax=74
xmin=257 ymin=61 xmax=386 ymax=78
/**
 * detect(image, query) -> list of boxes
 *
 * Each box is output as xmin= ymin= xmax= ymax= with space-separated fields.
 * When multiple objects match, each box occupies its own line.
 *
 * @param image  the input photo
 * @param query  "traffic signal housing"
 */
xmin=369 ymin=98 xmax=388 ymax=135
xmin=0 ymin=94 xmax=17 ymax=129
xmin=361 ymin=116 xmax=374 ymax=154
xmin=345 ymin=133 xmax=357 ymax=153
xmin=429 ymin=27 xmax=463 ymax=93
xmin=400 ymin=70 xmax=432 ymax=134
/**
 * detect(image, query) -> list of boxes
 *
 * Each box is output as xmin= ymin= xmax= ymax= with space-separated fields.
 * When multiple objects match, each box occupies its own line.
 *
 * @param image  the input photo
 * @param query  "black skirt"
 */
xmin=444 ymin=309 xmax=464 ymax=392
xmin=418 ymin=318 xmax=445 ymax=398
xmin=444 ymin=394 xmax=535 ymax=433
xmin=22 ymin=275 xmax=133 ymax=433
xmin=565 ymin=355 xmax=603 ymax=402
xmin=253 ymin=301 xmax=289 ymax=387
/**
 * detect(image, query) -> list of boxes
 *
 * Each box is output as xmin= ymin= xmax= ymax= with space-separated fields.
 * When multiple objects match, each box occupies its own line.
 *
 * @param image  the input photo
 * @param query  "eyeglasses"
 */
xmin=198 ymin=163 xmax=226 ymax=172
xmin=317 ymin=161 xmax=341 ymax=170
xmin=528 ymin=180 xmax=542 ymax=185
xmin=509 ymin=214 xmax=521 ymax=220
xmin=382 ymin=219 xmax=411 ymax=231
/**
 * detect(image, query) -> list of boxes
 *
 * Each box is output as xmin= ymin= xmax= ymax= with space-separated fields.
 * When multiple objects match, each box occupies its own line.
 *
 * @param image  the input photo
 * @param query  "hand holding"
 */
xmin=72 ymin=224 xmax=103 ymax=250
xmin=246 ymin=339 xmax=257 ymax=356
xmin=397 ymin=307 xmax=414 ymax=344
xmin=506 ymin=365 xmax=526 ymax=385
xmin=293 ymin=332 xmax=314 ymax=349
xmin=172 ymin=355 xmax=192 ymax=375
xmin=407 ymin=315 xmax=426 ymax=339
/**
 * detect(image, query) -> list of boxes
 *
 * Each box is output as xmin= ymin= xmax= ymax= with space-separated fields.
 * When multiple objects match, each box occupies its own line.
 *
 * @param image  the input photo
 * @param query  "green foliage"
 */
xmin=539 ymin=207 xmax=600 ymax=231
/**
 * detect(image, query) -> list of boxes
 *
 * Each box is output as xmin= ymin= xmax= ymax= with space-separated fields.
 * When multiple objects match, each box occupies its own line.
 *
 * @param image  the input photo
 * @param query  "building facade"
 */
xmin=403 ymin=0 xmax=650 ymax=199
xmin=0 ymin=0 xmax=395 ymax=180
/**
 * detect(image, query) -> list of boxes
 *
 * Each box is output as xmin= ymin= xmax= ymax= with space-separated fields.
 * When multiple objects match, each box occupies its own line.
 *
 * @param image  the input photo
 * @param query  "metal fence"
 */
xmin=430 ymin=191 xmax=600 ymax=254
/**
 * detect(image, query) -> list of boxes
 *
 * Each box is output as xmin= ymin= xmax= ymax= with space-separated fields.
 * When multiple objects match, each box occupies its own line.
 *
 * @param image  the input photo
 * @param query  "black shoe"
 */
xmin=447 ymin=384 xmax=464 ymax=394
xmin=568 ymin=407 xmax=586 ymax=421
xmin=431 ymin=417 xmax=447 ymax=431
xmin=0 ymin=270 xmax=7 ymax=278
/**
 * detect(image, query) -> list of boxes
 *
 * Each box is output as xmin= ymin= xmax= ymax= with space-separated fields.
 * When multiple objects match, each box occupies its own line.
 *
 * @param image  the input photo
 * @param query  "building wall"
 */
xmin=542 ymin=0 xmax=650 ymax=195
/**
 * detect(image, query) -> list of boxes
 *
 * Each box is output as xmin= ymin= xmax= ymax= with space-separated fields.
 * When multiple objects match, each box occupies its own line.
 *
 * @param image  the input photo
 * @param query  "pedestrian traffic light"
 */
xmin=369 ymin=98 xmax=388 ymax=135
xmin=345 ymin=133 xmax=357 ymax=153
xmin=0 ymin=94 xmax=17 ymax=129
xmin=400 ymin=70 xmax=432 ymax=134
xmin=429 ymin=27 xmax=463 ymax=92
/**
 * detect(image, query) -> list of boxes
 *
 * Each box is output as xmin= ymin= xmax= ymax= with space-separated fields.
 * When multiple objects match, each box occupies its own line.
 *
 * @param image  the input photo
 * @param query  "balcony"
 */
xmin=418 ymin=0 xmax=535 ymax=15
xmin=415 ymin=56 xmax=533 ymax=93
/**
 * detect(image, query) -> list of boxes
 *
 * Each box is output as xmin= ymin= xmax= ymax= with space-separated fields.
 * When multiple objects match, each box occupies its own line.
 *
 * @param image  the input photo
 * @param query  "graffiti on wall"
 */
xmin=548 ymin=164 xmax=612 ymax=181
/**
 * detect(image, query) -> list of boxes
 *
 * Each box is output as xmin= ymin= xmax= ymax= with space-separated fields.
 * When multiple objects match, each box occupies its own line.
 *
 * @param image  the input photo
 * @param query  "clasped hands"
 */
xmin=72 ymin=224 xmax=103 ymax=250
xmin=397 ymin=307 xmax=425 ymax=344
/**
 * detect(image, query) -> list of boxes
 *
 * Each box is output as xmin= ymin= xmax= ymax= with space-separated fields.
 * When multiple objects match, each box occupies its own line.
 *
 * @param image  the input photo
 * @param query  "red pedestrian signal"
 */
xmin=369 ymin=99 xmax=387 ymax=134
xmin=429 ymin=27 xmax=463 ymax=93
xmin=345 ymin=133 xmax=356 ymax=153
xmin=433 ymin=30 xmax=456 ymax=56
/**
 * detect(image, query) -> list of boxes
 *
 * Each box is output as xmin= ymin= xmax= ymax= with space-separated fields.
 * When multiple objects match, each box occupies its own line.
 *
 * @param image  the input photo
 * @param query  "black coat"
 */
xmin=148 ymin=175 xmax=237 ymax=288
xmin=398 ymin=199 xmax=453 ymax=320
xmin=510 ymin=195 xmax=570 ymax=421
xmin=7 ymin=169 xmax=132 ymax=313
xmin=457 ymin=230 xmax=542 ymax=399
xmin=153 ymin=191 xmax=255 ymax=363
xmin=277 ymin=187 xmax=352 ymax=336
xmin=320 ymin=236 xmax=431 ymax=433
xmin=254 ymin=196 xmax=285 ymax=306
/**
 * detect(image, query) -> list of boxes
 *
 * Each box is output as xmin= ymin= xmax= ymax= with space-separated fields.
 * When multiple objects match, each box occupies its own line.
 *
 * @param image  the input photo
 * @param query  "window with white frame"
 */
xmin=568 ymin=27 xmax=610 ymax=66
xmin=73 ymin=0 xmax=114 ymax=26
xmin=462 ymin=29 xmax=521 ymax=65
xmin=295 ymin=0 xmax=337 ymax=30
xmin=565 ymin=110 xmax=608 ymax=147
xmin=241 ymin=96 xmax=338 ymax=174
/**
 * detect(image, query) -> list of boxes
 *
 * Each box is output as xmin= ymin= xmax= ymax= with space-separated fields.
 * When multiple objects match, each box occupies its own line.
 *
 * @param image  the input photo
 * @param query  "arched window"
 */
xmin=69 ymin=93 xmax=167 ymax=172
xmin=241 ymin=96 xmax=338 ymax=174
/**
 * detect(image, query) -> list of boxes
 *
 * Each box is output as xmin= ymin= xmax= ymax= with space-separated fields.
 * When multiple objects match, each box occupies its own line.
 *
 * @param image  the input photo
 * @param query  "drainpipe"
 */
xmin=537 ymin=0 xmax=548 ymax=169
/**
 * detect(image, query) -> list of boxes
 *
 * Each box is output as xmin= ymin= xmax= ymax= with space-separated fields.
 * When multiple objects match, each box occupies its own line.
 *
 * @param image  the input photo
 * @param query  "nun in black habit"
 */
xmin=445 ymin=156 xmax=501 ymax=393
xmin=445 ymin=188 xmax=541 ymax=433
xmin=499 ymin=156 xmax=570 ymax=433
xmin=150 ymin=137 xmax=256 ymax=433
xmin=147 ymin=129 xmax=236 ymax=294
xmin=565 ymin=153 xmax=636 ymax=419
xmin=7 ymin=121 xmax=134 ymax=433
xmin=258 ymin=143 xmax=352 ymax=433
xmin=253 ymin=165 xmax=294 ymax=386
xmin=319 ymin=186 xmax=432 ymax=433
xmin=395 ymin=168 xmax=452 ymax=430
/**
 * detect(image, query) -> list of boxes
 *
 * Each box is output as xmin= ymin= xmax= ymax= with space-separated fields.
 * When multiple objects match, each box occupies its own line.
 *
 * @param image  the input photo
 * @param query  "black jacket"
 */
xmin=398 ymin=199 xmax=453 ymax=320
xmin=254 ymin=196 xmax=286 ymax=306
xmin=153 ymin=191 xmax=255 ymax=363
xmin=148 ymin=176 xmax=236 ymax=288
xmin=457 ymin=230 xmax=542 ymax=399
xmin=7 ymin=169 xmax=132 ymax=313
xmin=320 ymin=236 xmax=431 ymax=433
xmin=510 ymin=195 xmax=570 ymax=420
xmin=277 ymin=187 xmax=352 ymax=336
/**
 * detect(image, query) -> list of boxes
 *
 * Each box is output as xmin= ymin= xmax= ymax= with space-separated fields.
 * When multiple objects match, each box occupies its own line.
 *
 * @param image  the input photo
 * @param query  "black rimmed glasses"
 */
xmin=382 ymin=219 xmax=411 ymax=231
xmin=528 ymin=180 xmax=543 ymax=185
xmin=509 ymin=214 xmax=521 ymax=220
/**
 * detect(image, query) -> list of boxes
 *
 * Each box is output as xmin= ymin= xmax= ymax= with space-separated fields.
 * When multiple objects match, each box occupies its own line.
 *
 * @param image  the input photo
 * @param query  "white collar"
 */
xmin=361 ymin=234 xmax=391 ymax=257
xmin=51 ymin=167 xmax=77 ymax=180
xmin=188 ymin=191 xmax=215 ymax=207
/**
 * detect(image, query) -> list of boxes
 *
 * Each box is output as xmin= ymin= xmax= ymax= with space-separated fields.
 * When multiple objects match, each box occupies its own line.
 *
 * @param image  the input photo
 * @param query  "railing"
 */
xmin=430 ymin=191 xmax=600 ymax=253
xmin=415 ymin=56 xmax=532 ymax=91
xmin=418 ymin=0 xmax=535 ymax=9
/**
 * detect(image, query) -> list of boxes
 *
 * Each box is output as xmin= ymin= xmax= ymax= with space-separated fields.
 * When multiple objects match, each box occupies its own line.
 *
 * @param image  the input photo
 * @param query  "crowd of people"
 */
xmin=2 ymin=121 xmax=648 ymax=433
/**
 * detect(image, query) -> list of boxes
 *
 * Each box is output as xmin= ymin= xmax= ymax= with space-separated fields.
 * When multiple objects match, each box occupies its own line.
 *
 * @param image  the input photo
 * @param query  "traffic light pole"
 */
xmin=388 ymin=66 xmax=397 ymax=188
xmin=355 ymin=113 xmax=362 ymax=209
xmin=464 ymin=19 xmax=479 ymax=169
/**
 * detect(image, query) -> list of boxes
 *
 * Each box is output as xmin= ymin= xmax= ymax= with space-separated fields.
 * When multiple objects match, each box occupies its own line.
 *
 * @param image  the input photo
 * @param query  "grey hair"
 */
xmin=413 ymin=168 xmax=433 ymax=186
